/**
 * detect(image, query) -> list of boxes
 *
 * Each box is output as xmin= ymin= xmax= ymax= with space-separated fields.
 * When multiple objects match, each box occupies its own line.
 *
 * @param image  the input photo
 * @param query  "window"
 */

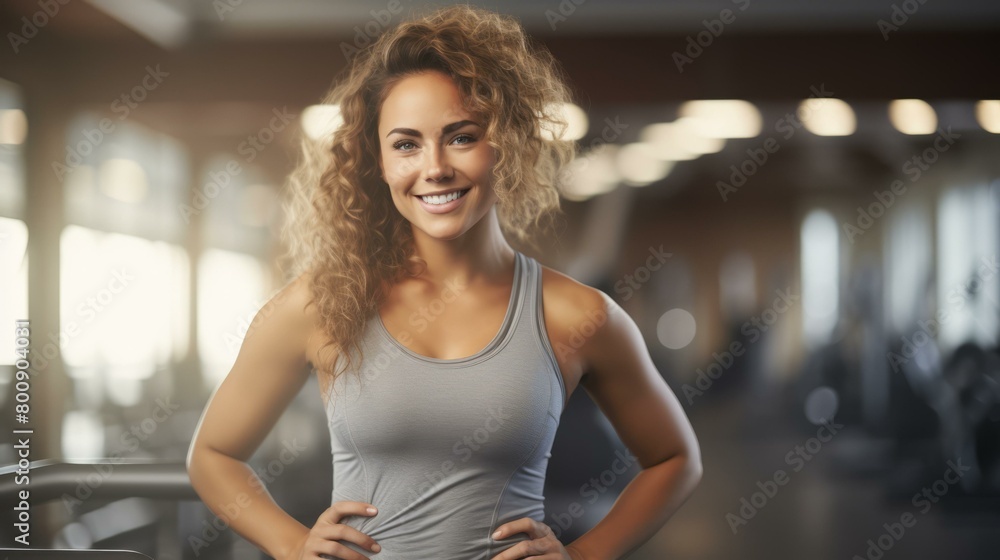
xmin=0 ymin=218 xmax=28 ymax=366
xmin=59 ymin=115 xmax=191 ymax=408
xmin=936 ymin=181 xmax=999 ymax=351
xmin=0 ymin=78 xmax=28 ymax=367
xmin=801 ymin=209 xmax=839 ymax=347
xmin=884 ymin=202 xmax=931 ymax=336
xmin=197 ymin=248 xmax=268 ymax=388
xmin=60 ymin=226 xmax=189 ymax=405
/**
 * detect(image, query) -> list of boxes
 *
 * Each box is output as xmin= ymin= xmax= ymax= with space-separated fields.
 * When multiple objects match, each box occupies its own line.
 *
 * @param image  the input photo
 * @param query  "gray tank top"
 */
xmin=322 ymin=250 xmax=568 ymax=558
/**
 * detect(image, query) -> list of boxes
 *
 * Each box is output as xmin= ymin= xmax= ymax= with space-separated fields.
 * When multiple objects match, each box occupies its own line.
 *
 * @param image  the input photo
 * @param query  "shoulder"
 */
xmin=537 ymin=262 xmax=621 ymax=370
xmin=537 ymin=263 xmax=609 ymax=320
xmin=268 ymin=270 xmax=319 ymax=326
xmin=284 ymin=270 xmax=342 ymax=382
xmin=238 ymin=270 xmax=322 ymax=359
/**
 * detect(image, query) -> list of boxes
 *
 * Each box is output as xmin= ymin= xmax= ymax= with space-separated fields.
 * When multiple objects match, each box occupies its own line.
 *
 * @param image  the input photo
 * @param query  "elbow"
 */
xmin=186 ymin=434 xmax=214 ymax=477
xmin=185 ymin=442 xmax=197 ymax=472
xmin=185 ymin=429 xmax=204 ymax=472
xmin=687 ymin=454 xmax=703 ymax=489
xmin=679 ymin=437 xmax=703 ymax=490
xmin=185 ymin=440 xmax=202 ymax=477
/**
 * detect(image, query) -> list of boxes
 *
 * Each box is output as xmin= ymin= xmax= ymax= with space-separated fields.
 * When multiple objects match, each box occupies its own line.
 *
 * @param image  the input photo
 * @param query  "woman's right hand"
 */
xmin=286 ymin=501 xmax=381 ymax=560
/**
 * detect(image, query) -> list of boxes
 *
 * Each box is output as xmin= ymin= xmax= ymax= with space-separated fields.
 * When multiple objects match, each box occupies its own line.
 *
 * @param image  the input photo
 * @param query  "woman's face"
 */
xmin=377 ymin=70 xmax=499 ymax=240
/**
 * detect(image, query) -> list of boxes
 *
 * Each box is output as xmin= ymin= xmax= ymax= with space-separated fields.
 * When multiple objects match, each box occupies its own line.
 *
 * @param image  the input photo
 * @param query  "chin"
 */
xmin=424 ymin=226 xmax=467 ymax=241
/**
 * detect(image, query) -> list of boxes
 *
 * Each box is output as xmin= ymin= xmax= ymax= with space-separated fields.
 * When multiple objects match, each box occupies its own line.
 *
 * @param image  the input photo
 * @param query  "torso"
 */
xmin=307 ymin=259 xmax=591 ymax=402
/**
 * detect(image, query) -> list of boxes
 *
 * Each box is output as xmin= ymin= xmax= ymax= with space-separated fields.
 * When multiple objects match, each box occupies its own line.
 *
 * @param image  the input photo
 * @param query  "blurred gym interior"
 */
xmin=1 ymin=1 xmax=999 ymax=558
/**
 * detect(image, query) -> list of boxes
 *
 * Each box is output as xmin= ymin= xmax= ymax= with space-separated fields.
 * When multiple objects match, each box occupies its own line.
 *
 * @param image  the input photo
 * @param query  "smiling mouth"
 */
xmin=415 ymin=188 xmax=471 ymax=205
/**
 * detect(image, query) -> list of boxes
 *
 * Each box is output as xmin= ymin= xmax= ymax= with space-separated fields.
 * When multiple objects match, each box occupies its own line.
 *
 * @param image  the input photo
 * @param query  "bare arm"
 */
xmin=566 ymin=291 xmax=703 ymax=560
xmin=186 ymin=274 xmax=318 ymax=560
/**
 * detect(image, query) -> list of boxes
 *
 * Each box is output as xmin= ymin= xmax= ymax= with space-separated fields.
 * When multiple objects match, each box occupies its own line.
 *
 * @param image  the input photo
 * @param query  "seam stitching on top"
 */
xmin=529 ymin=256 xmax=568 ymax=412
xmin=486 ymin=407 xmax=549 ymax=557
xmin=342 ymin=392 xmax=370 ymax=511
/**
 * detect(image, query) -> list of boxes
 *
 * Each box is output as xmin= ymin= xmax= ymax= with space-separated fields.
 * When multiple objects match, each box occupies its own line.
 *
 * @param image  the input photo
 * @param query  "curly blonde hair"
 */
xmin=280 ymin=4 xmax=578 ymax=387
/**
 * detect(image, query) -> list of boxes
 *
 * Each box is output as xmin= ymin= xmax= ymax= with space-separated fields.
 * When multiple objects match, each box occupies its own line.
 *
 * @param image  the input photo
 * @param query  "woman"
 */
xmin=186 ymin=5 xmax=701 ymax=560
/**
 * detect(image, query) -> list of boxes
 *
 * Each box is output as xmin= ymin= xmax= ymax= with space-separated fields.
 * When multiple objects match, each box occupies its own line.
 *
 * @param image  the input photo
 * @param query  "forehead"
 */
xmin=378 ymin=70 xmax=473 ymax=131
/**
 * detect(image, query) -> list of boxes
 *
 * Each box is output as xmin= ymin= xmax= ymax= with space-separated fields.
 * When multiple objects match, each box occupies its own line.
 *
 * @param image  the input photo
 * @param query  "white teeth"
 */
xmin=420 ymin=189 xmax=466 ymax=205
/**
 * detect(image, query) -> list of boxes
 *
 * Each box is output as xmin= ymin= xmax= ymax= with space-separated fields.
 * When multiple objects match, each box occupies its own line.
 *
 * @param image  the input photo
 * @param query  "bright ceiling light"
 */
xmin=976 ymin=100 xmax=1000 ymax=133
xmin=640 ymin=117 xmax=725 ymax=161
xmin=540 ymin=102 xmax=588 ymax=141
xmin=889 ymin=99 xmax=937 ymax=135
xmin=616 ymin=142 xmax=674 ymax=186
xmin=558 ymin=144 xmax=620 ymax=201
xmin=678 ymin=100 xmax=762 ymax=139
xmin=301 ymin=104 xmax=343 ymax=141
xmin=799 ymin=98 xmax=856 ymax=136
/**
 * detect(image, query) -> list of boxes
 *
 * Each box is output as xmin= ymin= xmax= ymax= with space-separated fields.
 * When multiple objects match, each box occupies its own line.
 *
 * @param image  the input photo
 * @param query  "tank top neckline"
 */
xmin=373 ymin=251 xmax=524 ymax=367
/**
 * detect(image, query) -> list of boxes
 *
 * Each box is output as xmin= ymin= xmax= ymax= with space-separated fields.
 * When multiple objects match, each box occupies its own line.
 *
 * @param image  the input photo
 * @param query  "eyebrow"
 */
xmin=386 ymin=120 xmax=480 ymax=138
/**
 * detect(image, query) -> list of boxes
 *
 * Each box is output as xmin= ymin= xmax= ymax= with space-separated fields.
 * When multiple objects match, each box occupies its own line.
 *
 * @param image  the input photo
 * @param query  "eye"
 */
xmin=391 ymin=139 xmax=416 ymax=151
xmin=452 ymin=134 xmax=476 ymax=145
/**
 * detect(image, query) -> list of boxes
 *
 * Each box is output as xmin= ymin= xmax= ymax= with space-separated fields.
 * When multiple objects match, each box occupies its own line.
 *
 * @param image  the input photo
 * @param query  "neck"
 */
xmin=409 ymin=206 xmax=516 ymax=287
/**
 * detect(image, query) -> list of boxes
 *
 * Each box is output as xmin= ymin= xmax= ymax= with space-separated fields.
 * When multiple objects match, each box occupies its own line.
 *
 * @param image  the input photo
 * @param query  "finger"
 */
xmin=492 ymin=517 xmax=539 ymax=540
xmin=310 ymin=538 xmax=371 ymax=560
xmin=319 ymin=501 xmax=379 ymax=524
xmin=488 ymin=537 xmax=551 ymax=560
xmin=313 ymin=524 xmax=381 ymax=555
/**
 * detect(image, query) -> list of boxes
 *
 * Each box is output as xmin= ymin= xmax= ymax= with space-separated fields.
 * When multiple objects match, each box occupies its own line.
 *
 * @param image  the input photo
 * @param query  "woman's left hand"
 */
xmin=488 ymin=518 xmax=584 ymax=560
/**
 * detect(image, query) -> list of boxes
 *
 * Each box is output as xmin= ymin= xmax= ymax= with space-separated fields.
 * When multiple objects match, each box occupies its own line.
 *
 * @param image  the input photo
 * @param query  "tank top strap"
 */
xmin=508 ymin=251 xmax=567 ymax=411
xmin=509 ymin=250 xmax=534 ymax=334
xmin=509 ymin=249 xmax=544 ymax=344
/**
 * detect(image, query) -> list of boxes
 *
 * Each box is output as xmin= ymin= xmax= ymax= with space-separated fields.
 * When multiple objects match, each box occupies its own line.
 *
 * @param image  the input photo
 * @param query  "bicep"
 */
xmin=189 ymin=277 xmax=314 ymax=462
xmin=580 ymin=292 xmax=700 ymax=469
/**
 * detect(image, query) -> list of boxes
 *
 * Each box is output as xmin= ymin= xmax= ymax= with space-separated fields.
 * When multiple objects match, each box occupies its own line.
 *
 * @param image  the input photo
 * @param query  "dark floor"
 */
xmin=620 ymin=393 xmax=1000 ymax=560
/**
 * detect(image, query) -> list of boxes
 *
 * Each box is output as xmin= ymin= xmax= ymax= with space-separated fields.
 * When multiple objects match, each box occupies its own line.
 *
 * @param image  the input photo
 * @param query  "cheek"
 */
xmin=467 ymin=148 xmax=496 ymax=177
xmin=387 ymin=154 xmax=424 ymax=182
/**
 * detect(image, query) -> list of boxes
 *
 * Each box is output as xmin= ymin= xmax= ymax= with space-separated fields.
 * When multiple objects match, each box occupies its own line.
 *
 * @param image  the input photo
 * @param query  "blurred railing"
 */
xmin=0 ymin=459 xmax=197 ymax=560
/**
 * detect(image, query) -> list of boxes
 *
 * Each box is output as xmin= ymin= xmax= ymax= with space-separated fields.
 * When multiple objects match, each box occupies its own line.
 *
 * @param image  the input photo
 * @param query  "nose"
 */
xmin=423 ymin=145 xmax=453 ymax=183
